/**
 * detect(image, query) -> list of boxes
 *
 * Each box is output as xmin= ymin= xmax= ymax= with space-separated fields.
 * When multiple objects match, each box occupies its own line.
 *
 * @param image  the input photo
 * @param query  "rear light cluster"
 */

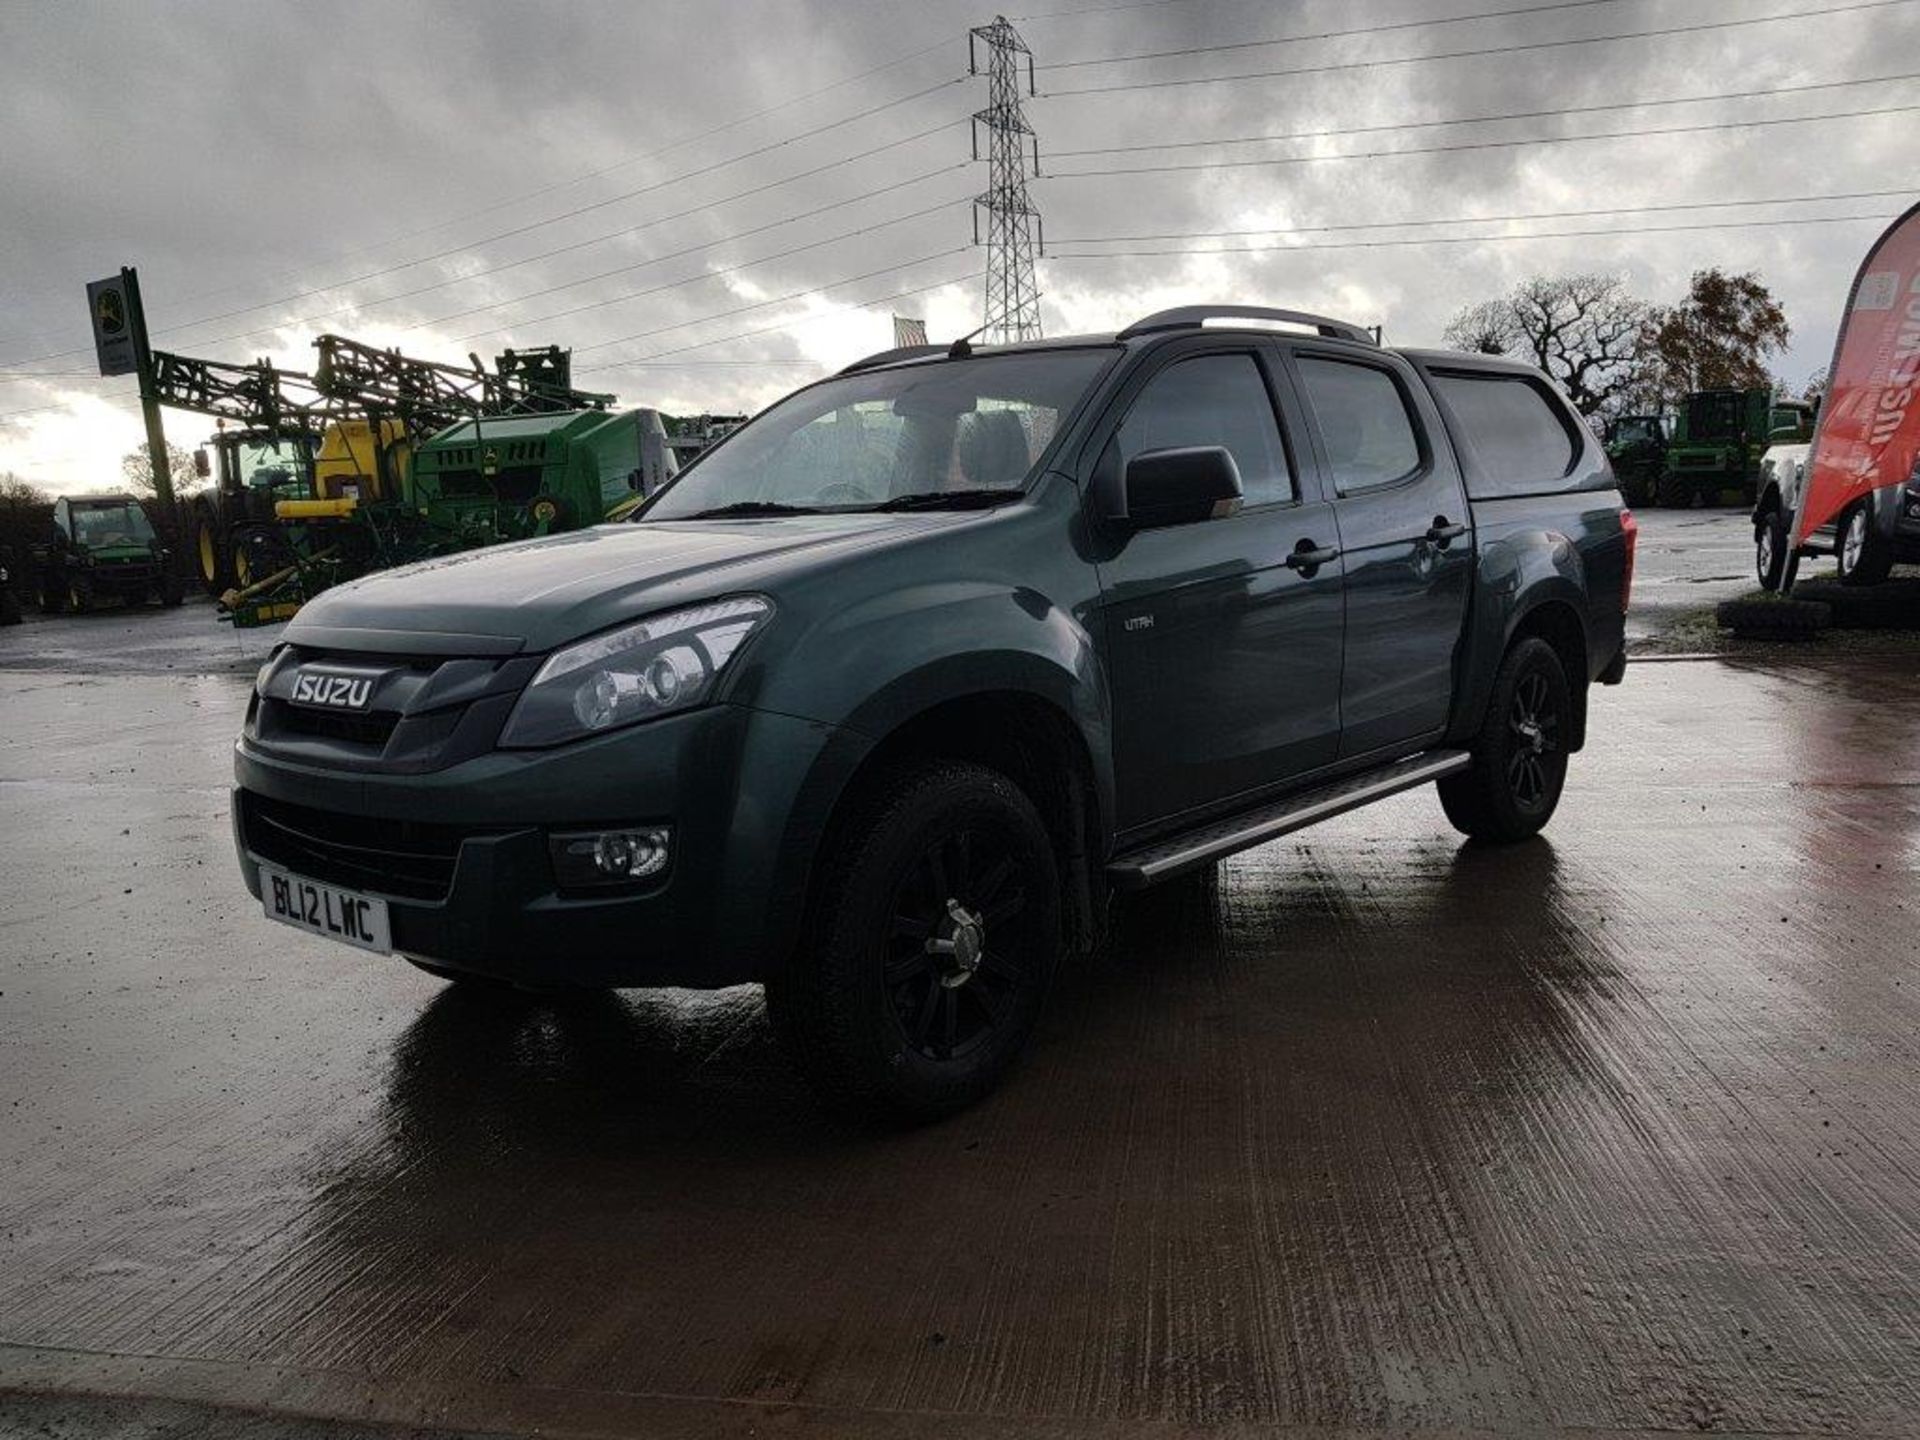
xmin=1619 ymin=509 xmax=1638 ymax=615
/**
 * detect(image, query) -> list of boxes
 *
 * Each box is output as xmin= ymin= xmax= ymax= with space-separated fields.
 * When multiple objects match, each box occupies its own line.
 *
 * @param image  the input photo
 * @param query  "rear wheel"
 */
xmin=1438 ymin=637 xmax=1571 ymax=844
xmin=766 ymin=761 xmax=1061 ymax=1121
xmin=1835 ymin=502 xmax=1893 ymax=587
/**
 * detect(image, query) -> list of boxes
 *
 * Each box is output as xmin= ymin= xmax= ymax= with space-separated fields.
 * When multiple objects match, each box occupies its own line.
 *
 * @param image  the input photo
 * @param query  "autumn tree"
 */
xmin=1642 ymin=268 xmax=1790 ymax=403
xmin=1442 ymin=274 xmax=1651 ymax=419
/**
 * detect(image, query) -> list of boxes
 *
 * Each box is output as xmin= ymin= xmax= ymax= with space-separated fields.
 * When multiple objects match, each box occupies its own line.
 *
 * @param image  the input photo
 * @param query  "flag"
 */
xmin=893 ymin=315 xmax=928 ymax=348
xmin=1796 ymin=202 xmax=1920 ymax=543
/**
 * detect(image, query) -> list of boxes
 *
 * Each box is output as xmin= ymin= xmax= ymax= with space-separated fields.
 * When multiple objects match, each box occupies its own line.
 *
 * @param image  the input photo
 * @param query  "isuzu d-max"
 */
xmin=232 ymin=305 xmax=1634 ymax=1117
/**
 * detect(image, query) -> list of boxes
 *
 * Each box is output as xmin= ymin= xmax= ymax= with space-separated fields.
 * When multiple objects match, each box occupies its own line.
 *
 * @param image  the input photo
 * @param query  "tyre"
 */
xmin=1755 ymin=506 xmax=1791 ymax=592
xmin=766 ymin=760 xmax=1062 ymax=1121
xmin=0 ymin=585 xmax=19 ymax=626
xmin=66 ymin=575 xmax=94 ymax=614
xmin=1437 ymin=637 xmax=1572 ymax=845
xmin=1790 ymin=578 xmax=1920 ymax=631
xmin=1656 ymin=471 xmax=1692 ymax=508
xmin=1715 ymin=596 xmax=1830 ymax=638
xmin=1835 ymin=502 xmax=1894 ymax=587
xmin=194 ymin=508 xmax=229 ymax=595
xmin=159 ymin=570 xmax=185 ymax=608
xmin=36 ymin=574 xmax=63 ymax=615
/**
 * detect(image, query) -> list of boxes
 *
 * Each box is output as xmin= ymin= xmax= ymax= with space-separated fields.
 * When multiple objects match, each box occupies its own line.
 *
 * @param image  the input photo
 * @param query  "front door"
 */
xmin=1092 ymin=344 xmax=1346 ymax=832
xmin=1285 ymin=346 xmax=1473 ymax=758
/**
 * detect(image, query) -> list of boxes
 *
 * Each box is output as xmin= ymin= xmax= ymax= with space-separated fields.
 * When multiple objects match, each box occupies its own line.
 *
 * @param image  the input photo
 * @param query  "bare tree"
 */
xmin=1443 ymin=274 xmax=1652 ymax=419
xmin=119 ymin=443 xmax=202 ymax=500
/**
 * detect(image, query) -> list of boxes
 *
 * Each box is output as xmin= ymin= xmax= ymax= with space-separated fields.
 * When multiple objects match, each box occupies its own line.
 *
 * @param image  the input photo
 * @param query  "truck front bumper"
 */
xmin=232 ymin=703 xmax=859 ymax=989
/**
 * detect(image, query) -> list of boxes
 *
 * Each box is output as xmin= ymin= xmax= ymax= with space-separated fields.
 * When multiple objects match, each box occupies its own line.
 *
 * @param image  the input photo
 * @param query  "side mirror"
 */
xmin=1118 ymin=446 xmax=1243 ymax=530
xmin=193 ymin=447 xmax=211 ymax=478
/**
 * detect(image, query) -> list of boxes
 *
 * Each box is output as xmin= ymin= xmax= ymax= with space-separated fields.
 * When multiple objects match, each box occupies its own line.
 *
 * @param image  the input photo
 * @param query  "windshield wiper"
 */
xmin=681 ymin=500 xmax=822 ymax=520
xmin=870 ymin=488 xmax=1020 ymax=512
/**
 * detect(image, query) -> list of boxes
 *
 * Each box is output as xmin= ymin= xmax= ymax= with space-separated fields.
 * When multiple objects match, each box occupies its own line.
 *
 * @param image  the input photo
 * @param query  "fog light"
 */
xmin=550 ymin=826 xmax=671 ymax=887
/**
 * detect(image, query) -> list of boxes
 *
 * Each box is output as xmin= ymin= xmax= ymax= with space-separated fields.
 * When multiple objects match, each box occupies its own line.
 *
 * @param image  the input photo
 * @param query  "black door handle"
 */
xmin=1286 ymin=541 xmax=1341 ymax=572
xmin=1425 ymin=516 xmax=1468 ymax=546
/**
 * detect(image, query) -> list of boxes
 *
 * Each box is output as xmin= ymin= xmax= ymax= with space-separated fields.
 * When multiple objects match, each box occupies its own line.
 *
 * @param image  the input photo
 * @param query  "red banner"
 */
xmin=1797 ymin=202 xmax=1920 ymax=542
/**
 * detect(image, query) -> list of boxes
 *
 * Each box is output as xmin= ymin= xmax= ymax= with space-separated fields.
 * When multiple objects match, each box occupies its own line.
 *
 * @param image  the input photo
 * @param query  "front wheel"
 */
xmin=1836 ymin=502 xmax=1893 ymax=587
xmin=766 ymin=761 xmax=1061 ymax=1121
xmin=0 ymin=586 xmax=19 ymax=626
xmin=1755 ymin=507 xmax=1792 ymax=592
xmin=1438 ymin=637 xmax=1572 ymax=844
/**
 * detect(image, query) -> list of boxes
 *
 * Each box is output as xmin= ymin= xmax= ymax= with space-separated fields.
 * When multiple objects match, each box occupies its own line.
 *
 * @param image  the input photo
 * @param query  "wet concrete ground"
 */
xmin=6 ymin=596 xmax=1920 ymax=1438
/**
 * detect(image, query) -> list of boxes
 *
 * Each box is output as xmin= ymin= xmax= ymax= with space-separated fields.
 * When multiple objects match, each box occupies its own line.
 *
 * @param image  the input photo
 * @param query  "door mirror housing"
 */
xmin=1118 ymin=446 xmax=1244 ymax=530
xmin=1769 ymin=424 xmax=1802 ymax=442
xmin=193 ymin=447 xmax=211 ymax=478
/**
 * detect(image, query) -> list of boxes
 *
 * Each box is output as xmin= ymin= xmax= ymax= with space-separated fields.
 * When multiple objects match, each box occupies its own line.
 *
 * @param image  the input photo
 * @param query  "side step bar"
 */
xmin=1107 ymin=749 xmax=1472 ymax=890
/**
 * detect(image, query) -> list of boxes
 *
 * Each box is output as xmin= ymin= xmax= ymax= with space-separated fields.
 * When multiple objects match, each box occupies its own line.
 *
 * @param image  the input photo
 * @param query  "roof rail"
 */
xmin=838 ymin=343 xmax=948 ymax=376
xmin=1117 ymin=305 xmax=1375 ymax=345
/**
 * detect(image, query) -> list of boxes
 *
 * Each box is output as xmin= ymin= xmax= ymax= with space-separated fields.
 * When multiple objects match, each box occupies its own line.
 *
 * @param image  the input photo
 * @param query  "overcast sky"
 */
xmin=2 ymin=0 xmax=1915 ymax=495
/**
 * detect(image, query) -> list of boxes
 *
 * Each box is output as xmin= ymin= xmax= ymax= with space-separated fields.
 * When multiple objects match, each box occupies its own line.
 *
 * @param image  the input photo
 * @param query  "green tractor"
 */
xmin=1602 ymin=413 xmax=1670 ymax=507
xmin=31 ymin=493 xmax=185 ymax=614
xmin=1657 ymin=389 xmax=1816 ymax=508
xmin=218 ymin=408 xmax=684 ymax=627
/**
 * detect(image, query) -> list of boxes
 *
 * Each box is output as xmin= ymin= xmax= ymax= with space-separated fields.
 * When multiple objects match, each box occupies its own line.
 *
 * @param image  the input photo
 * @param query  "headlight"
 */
xmin=499 ymin=596 xmax=771 ymax=748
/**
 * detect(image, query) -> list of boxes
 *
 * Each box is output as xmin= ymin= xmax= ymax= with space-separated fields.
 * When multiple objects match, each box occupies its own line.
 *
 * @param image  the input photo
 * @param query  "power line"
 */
xmin=1050 ymin=211 xmax=1898 ymax=260
xmin=579 ymin=268 xmax=983 ymax=375
xmin=1042 ymin=0 xmax=1630 ymax=70
xmin=1044 ymin=0 xmax=1917 ymax=97
xmin=0 ymin=87 xmax=971 ymax=368
xmin=1048 ymin=102 xmax=1920 ymax=178
xmin=431 ymin=191 xmax=971 ymax=342
xmin=574 ymin=248 xmax=973 ymax=358
xmin=1055 ymin=188 xmax=1917 ymax=244
xmin=153 ymin=116 xmax=969 ymax=351
xmin=150 ymin=148 xmax=967 ymax=362
xmin=1051 ymin=71 xmax=1920 ymax=157
xmin=0 ymin=37 xmax=964 ymax=362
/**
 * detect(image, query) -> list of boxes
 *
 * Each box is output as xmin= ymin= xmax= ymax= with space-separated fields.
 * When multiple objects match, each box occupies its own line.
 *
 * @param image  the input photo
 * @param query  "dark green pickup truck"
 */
xmin=232 ymin=305 xmax=1634 ymax=1118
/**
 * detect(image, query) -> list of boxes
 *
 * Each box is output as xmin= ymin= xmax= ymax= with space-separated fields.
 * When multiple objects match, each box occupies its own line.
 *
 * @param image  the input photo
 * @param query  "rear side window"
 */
xmin=1430 ymin=370 xmax=1579 ymax=496
xmin=1295 ymin=357 xmax=1422 ymax=494
xmin=1115 ymin=353 xmax=1295 ymax=506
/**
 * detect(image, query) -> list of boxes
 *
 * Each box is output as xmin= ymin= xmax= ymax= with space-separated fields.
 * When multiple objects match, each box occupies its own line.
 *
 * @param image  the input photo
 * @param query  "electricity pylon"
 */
xmin=969 ymin=16 xmax=1043 ymax=344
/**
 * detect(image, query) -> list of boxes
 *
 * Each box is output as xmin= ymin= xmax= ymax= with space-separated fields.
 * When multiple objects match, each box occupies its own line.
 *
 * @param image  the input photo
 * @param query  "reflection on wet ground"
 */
xmin=4 ymin=655 xmax=1920 ymax=1437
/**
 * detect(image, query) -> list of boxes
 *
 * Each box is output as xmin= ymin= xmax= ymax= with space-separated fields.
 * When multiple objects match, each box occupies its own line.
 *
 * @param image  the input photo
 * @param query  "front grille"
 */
xmin=241 ymin=792 xmax=487 ymax=901
xmin=272 ymin=706 xmax=400 ymax=747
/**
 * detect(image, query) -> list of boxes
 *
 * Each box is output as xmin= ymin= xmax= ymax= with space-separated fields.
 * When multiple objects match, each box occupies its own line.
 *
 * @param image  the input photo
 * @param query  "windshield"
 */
xmin=1612 ymin=418 xmax=1658 ymax=444
xmin=238 ymin=438 xmax=312 ymax=490
xmin=640 ymin=350 xmax=1113 ymax=520
xmin=70 ymin=503 xmax=155 ymax=548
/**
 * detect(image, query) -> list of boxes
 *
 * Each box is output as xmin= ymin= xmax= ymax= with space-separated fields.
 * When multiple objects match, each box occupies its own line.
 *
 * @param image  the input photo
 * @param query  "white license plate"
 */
xmin=259 ymin=864 xmax=392 ymax=954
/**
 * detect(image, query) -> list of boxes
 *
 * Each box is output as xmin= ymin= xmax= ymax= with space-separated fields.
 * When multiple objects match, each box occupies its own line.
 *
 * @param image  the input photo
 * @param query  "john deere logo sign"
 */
xmin=86 ymin=272 xmax=140 ymax=377
xmin=95 ymin=289 xmax=126 ymax=336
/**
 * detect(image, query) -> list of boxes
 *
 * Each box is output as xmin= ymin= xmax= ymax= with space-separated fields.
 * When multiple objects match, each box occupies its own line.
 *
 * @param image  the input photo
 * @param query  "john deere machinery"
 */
xmin=1602 ymin=413 xmax=1670 ymax=507
xmin=31 ymin=492 xmax=185 ymax=613
xmin=1657 ymin=390 xmax=1817 ymax=507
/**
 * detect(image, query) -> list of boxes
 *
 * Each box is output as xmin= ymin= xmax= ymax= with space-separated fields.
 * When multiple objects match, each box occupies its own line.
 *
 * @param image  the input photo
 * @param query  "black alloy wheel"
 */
xmin=767 ymin=761 xmax=1061 ymax=1120
xmin=1505 ymin=667 xmax=1560 ymax=812
xmin=884 ymin=827 xmax=1034 ymax=1065
xmin=1438 ymin=636 xmax=1572 ymax=843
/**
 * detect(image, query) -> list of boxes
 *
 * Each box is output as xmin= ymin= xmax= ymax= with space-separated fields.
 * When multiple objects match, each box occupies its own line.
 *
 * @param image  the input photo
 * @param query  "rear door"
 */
xmin=1284 ymin=345 xmax=1472 ymax=758
xmin=1090 ymin=340 xmax=1345 ymax=831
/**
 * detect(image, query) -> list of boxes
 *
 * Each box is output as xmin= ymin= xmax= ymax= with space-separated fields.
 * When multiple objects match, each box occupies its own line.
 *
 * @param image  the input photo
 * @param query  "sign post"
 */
xmin=87 ymin=265 xmax=174 ymax=513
